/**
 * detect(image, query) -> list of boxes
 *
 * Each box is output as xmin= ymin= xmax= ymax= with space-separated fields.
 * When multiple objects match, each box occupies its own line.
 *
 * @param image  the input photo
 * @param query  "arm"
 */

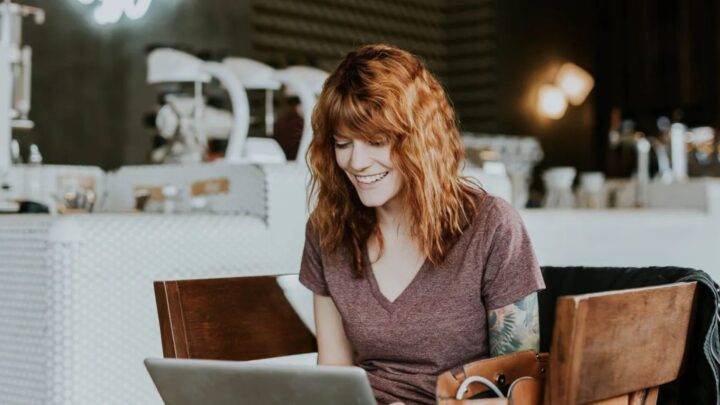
xmin=313 ymin=293 xmax=354 ymax=366
xmin=487 ymin=292 xmax=540 ymax=356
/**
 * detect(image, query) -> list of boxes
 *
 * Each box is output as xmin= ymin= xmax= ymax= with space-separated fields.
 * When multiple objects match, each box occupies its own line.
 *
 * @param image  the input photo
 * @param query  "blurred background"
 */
xmin=1 ymin=2 xmax=719 ymax=404
xmin=14 ymin=0 xmax=719 ymax=177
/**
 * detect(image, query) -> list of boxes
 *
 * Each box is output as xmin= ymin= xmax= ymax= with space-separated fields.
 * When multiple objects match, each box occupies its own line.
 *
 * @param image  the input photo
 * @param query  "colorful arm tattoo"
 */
xmin=487 ymin=292 xmax=540 ymax=356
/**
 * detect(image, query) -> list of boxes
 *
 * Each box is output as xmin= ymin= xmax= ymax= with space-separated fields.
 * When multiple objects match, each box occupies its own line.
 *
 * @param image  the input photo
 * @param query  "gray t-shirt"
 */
xmin=299 ymin=194 xmax=545 ymax=405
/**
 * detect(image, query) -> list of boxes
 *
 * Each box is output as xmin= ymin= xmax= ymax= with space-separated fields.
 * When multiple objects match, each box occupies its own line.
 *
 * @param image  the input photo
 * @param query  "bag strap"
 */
xmin=437 ymin=351 xmax=549 ymax=401
xmin=456 ymin=376 xmax=505 ymax=399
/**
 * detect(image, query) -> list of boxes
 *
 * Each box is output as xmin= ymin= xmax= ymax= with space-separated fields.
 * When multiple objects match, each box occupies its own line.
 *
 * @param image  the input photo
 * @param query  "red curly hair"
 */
xmin=306 ymin=44 xmax=483 ymax=278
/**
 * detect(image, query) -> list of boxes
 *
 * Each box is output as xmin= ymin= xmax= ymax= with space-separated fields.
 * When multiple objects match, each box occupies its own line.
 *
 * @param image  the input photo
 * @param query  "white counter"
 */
xmin=523 ymin=177 xmax=720 ymax=281
xmin=523 ymin=209 xmax=720 ymax=281
xmin=0 ymin=163 xmax=311 ymax=405
xmin=0 ymin=213 xmax=309 ymax=405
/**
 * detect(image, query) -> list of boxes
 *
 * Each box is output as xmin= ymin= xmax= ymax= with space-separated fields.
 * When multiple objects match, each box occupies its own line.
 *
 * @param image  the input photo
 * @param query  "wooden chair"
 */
xmin=153 ymin=275 xmax=317 ymax=360
xmin=546 ymin=281 xmax=698 ymax=404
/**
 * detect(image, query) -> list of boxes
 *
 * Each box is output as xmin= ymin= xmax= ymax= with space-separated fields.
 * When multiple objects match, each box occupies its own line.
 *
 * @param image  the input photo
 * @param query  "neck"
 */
xmin=375 ymin=197 xmax=411 ymax=238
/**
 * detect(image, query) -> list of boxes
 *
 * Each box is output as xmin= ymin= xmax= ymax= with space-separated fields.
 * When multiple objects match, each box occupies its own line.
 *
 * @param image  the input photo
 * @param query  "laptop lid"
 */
xmin=144 ymin=358 xmax=377 ymax=405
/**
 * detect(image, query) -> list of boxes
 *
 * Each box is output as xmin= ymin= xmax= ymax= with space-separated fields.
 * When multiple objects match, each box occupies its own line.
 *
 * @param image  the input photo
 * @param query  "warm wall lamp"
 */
xmin=537 ymin=62 xmax=594 ymax=119
xmin=556 ymin=63 xmax=594 ymax=106
xmin=538 ymin=84 xmax=568 ymax=120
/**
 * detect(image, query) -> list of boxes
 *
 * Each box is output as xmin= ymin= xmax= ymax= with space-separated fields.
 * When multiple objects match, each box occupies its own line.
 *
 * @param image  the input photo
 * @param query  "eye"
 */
xmin=368 ymin=140 xmax=387 ymax=147
xmin=334 ymin=140 xmax=352 ymax=149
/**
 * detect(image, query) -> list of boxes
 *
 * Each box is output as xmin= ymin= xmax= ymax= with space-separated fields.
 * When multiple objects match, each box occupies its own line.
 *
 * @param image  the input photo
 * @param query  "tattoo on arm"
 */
xmin=487 ymin=292 xmax=540 ymax=356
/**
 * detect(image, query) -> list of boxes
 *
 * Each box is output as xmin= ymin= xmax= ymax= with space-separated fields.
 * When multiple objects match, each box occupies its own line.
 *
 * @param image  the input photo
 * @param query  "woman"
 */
xmin=299 ymin=44 xmax=545 ymax=405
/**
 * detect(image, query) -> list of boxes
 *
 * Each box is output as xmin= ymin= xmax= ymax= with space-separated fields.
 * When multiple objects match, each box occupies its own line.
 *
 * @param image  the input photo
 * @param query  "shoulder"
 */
xmin=304 ymin=218 xmax=321 ymax=247
xmin=469 ymin=193 xmax=523 ymax=231
xmin=305 ymin=218 xmax=315 ymax=234
xmin=462 ymin=194 xmax=533 ymax=255
xmin=487 ymin=195 xmax=523 ymax=222
xmin=304 ymin=218 xmax=343 ymax=262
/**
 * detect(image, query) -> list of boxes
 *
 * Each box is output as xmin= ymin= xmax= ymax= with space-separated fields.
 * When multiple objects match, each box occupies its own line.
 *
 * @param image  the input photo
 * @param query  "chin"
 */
xmin=357 ymin=194 xmax=390 ymax=208
xmin=355 ymin=188 xmax=401 ymax=208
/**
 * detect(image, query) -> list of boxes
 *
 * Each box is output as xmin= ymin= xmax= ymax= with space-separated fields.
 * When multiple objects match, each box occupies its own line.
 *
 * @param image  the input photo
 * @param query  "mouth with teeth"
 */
xmin=354 ymin=171 xmax=389 ymax=185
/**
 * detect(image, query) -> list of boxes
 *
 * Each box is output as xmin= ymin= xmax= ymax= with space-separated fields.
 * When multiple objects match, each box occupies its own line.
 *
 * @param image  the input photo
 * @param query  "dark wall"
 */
xmin=491 ymin=0 xmax=720 ymax=176
xmin=250 ymin=0 xmax=446 ymax=73
xmin=494 ymin=0 xmax=599 ymax=173
xmin=600 ymin=0 xmax=718 ymax=131
xmin=445 ymin=0 xmax=499 ymax=133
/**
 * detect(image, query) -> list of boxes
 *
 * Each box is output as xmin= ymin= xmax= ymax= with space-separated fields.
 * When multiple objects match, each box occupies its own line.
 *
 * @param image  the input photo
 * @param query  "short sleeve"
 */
xmin=481 ymin=198 xmax=545 ymax=310
xmin=298 ymin=220 xmax=331 ymax=296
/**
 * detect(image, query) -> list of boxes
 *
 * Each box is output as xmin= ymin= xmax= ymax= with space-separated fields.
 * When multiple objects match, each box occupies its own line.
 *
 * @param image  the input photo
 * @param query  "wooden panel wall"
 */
xmin=444 ymin=0 xmax=498 ymax=133
xmin=250 ymin=0 xmax=447 ymax=73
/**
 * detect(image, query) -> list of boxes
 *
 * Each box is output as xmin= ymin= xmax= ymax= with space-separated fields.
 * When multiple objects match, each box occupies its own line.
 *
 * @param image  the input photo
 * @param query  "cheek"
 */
xmin=335 ymin=149 xmax=349 ymax=169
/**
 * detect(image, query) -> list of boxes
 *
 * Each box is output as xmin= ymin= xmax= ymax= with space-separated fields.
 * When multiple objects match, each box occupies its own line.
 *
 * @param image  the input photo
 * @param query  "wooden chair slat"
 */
xmin=153 ymin=275 xmax=317 ymax=361
xmin=547 ymin=282 xmax=697 ymax=404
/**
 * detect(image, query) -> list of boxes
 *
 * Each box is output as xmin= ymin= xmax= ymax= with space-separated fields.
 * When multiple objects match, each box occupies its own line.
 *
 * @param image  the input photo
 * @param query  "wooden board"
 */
xmin=547 ymin=282 xmax=697 ymax=404
xmin=154 ymin=275 xmax=317 ymax=361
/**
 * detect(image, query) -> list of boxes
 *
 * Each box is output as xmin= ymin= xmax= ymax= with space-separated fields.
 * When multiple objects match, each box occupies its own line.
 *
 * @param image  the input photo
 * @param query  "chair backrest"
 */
xmin=153 ymin=275 xmax=317 ymax=360
xmin=546 ymin=281 xmax=697 ymax=404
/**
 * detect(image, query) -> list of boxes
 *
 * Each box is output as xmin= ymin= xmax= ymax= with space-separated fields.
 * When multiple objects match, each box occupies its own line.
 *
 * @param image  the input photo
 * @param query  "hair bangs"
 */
xmin=325 ymin=91 xmax=402 ymax=145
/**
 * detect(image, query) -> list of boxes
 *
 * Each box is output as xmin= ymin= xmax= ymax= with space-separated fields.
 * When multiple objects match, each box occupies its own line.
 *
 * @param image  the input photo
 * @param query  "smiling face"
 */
xmin=333 ymin=135 xmax=403 ymax=209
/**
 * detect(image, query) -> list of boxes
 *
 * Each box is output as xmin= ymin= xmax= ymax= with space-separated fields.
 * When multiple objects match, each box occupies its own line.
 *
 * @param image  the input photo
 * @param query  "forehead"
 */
xmin=331 ymin=124 xmax=392 ymax=142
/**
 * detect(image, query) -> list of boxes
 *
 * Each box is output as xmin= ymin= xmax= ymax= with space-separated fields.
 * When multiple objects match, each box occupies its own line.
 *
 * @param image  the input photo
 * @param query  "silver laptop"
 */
xmin=144 ymin=358 xmax=377 ymax=405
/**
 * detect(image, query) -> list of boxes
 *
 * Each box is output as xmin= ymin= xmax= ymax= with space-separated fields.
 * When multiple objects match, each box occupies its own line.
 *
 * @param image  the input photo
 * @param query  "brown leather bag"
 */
xmin=435 ymin=350 xmax=548 ymax=405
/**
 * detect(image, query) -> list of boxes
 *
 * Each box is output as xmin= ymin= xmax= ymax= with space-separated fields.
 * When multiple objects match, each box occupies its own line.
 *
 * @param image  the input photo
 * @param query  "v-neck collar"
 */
xmin=363 ymin=246 xmax=432 ymax=313
xmin=361 ymin=191 xmax=490 ymax=313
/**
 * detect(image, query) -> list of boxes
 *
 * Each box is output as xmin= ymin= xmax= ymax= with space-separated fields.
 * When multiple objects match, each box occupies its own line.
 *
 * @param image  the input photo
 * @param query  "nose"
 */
xmin=348 ymin=141 xmax=372 ymax=172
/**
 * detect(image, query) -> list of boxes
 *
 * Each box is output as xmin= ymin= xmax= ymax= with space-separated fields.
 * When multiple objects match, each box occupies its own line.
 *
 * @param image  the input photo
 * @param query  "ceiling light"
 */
xmin=77 ymin=0 xmax=152 ymax=25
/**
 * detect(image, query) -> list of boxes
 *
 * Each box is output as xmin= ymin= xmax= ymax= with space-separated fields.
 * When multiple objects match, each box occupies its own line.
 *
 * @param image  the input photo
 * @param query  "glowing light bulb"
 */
xmin=555 ymin=63 xmax=594 ymax=105
xmin=538 ymin=84 xmax=568 ymax=120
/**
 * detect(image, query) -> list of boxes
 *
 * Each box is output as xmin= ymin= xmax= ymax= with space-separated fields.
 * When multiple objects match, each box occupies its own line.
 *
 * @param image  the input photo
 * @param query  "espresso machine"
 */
xmin=146 ymin=48 xmax=330 ymax=165
xmin=0 ymin=0 xmax=43 ymax=198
